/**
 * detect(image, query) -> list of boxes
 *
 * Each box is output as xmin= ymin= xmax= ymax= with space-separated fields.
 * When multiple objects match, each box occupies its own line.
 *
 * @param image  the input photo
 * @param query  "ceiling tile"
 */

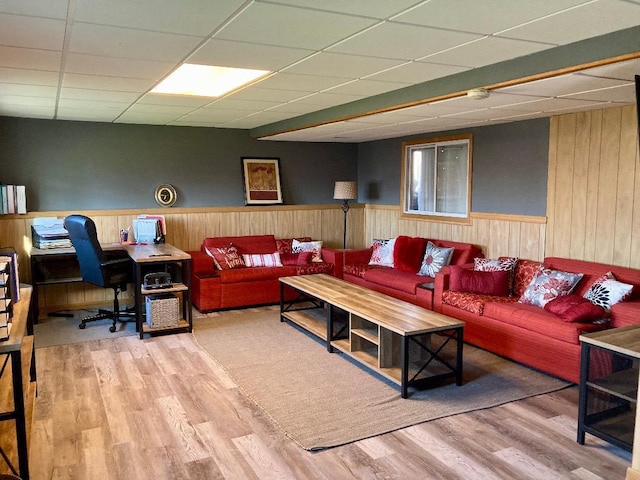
xmin=189 ymin=39 xmax=314 ymax=71
xmin=264 ymin=0 xmax=423 ymax=18
xmin=0 ymin=46 xmax=61 ymax=70
xmin=284 ymin=52 xmax=404 ymax=78
xmin=0 ymin=14 xmax=65 ymax=50
xmin=0 ymin=83 xmax=57 ymax=98
xmin=0 ymin=104 xmax=54 ymax=118
xmin=325 ymin=79 xmax=411 ymax=96
xmin=497 ymin=0 xmax=640 ymax=45
xmin=434 ymin=92 xmax=547 ymax=110
xmin=69 ymin=23 xmax=203 ymax=62
xmin=0 ymin=0 xmax=68 ymax=19
xmin=421 ymin=36 xmax=552 ymax=68
xmin=57 ymin=98 xmax=131 ymax=111
xmin=289 ymin=91 xmax=366 ymax=107
xmin=115 ymin=111 xmax=183 ymax=125
xmin=222 ymin=111 xmax=298 ymax=128
xmin=0 ymin=95 xmax=56 ymax=107
xmin=499 ymin=74 xmax=630 ymax=97
xmin=136 ymin=93 xmax=212 ymax=108
xmin=0 ymin=67 xmax=59 ymax=86
xmin=215 ymin=2 xmax=378 ymax=50
xmin=59 ymin=88 xmax=140 ymax=103
xmin=74 ymin=0 xmax=247 ymax=36
xmin=391 ymin=0 xmax=589 ymax=35
xmin=329 ymin=22 xmax=482 ymax=61
xmin=205 ymin=98 xmax=281 ymax=111
xmin=64 ymin=53 xmax=175 ymax=80
xmin=229 ymin=87 xmax=313 ymax=103
xmin=63 ymin=73 xmax=155 ymax=93
xmin=124 ymin=104 xmax=197 ymax=115
xmin=56 ymin=108 xmax=122 ymax=122
xmin=179 ymin=108 xmax=249 ymax=123
xmin=492 ymin=97 xmax=606 ymax=113
xmin=365 ymin=61 xmax=470 ymax=83
xmin=264 ymin=102 xmax=325 ymax=115
xmin=252 ymin=73 xmax=349 ymax=92
xmin=577 ymin=58 xmax=640 ymax=81
xmin=561 ymin=84 xmax=636 ymax=103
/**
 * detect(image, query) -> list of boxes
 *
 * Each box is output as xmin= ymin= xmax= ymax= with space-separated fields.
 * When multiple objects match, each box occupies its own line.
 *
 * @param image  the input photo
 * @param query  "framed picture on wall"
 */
xmin=241 ymin=157 xmax=283 ymax=205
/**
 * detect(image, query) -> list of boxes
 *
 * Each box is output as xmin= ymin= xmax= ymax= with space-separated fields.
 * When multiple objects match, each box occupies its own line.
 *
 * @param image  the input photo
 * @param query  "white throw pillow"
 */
xmin=369 ymin=238 xmax=396 ymax=267
xmin=292 ymin=239 xmax=323 ymax=262
xmin=242 ymin=252 xmax=283 ymax=268
xmin=418 ymin=241 xmax=454 ymax=277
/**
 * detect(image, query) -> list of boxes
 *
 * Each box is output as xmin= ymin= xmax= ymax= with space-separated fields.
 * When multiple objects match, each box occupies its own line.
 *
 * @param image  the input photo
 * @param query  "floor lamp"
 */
xmin=333 ymin=181 xmax=357 ymax=249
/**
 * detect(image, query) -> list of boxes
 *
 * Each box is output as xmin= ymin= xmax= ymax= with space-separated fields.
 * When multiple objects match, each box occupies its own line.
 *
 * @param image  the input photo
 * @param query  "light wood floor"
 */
xmin=24 ymin=329 xmax=631 ymax=480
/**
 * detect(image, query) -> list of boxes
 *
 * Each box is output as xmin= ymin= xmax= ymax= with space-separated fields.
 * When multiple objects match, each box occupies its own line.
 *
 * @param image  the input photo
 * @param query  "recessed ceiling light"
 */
xmin=151 ymin=64 xmax=270 ymax=97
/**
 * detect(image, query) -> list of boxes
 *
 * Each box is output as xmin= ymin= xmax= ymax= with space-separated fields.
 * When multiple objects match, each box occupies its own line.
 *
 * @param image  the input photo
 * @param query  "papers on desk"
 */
xmin=32 ymin=217 xmax=72 ymax=249
xmin=133 ymin=215 xmax=165 ymax=244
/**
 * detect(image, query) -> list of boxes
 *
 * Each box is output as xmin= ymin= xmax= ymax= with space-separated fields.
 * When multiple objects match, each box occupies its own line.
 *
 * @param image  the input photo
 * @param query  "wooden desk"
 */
xmin=123 ymin=244 xmax=192 ymax=339
xmin=0 ymin=286 xmax=35 ymax=480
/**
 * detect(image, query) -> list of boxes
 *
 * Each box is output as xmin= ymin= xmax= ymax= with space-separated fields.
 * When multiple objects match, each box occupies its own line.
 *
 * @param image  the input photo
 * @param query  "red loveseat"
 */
xmin=189 ymin=235 xmax=341 ymax=312
xmin=342 ymin=236 xmax=483 ymax=310
xmin=434 ymin=257 xmax=640 ymax=383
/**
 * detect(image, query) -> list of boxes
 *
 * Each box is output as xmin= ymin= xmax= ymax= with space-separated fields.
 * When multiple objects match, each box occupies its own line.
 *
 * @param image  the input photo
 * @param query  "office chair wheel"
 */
xmin=78 ymin=323 xmax=86 ymax=329
xmin=109 ymin=325 xmax=116 ymax=333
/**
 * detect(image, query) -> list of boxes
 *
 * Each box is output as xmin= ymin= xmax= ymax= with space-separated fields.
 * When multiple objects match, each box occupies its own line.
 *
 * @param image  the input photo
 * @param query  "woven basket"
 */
xmin=145 ymin=294 xmax=179 ymax=328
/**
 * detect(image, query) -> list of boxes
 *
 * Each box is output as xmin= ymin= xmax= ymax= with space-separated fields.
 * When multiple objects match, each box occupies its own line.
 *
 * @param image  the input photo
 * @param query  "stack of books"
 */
xmin=0 ymin=184 xmax=26 ymax=215
xmin=31 ymin=217 xmax=72 ymax=249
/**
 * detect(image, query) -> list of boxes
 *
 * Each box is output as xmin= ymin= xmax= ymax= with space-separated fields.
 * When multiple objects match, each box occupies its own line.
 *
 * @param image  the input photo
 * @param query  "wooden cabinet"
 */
xmin=0 ymin=286 xmax=35 ymax=479
xmin=578 ymin=326 xmax=640 ymax=452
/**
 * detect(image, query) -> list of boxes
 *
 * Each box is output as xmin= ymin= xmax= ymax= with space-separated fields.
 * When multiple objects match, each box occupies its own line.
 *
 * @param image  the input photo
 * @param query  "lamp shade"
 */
xmin=333 ymin=181 xmax=358 ymax=200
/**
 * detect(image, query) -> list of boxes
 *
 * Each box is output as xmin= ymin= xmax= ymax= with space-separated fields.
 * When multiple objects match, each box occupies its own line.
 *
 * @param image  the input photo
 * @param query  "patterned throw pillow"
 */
xmin=369 ymin=238 xmax=396 ymax=267
xmin=205 ymin=245 xmax=246 ymax=270
xmin=584 ymin=271 xmax=633 ymax=311
xmin=242 ymin=252 xmax=283 ymax=268
xmin=474 ymin=257 xmax=519 ymax=295
xmin=292 ymin=239 xmax=323 ymax=262
xmin=418 ymin=241 xmax=454 ymax=277
xmin=519 ymin=267 xmax=583 ymax=307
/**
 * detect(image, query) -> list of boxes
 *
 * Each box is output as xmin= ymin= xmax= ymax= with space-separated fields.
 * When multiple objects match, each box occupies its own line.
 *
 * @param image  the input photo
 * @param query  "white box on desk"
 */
xmin=145 ymin=294 xmax=179 ymax=328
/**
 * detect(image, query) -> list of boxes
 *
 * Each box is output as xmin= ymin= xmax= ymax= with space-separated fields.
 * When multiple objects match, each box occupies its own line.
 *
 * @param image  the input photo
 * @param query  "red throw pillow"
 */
xmin=449 ymin=265 xmax=509 ymax=296
xmin=205 ymin=244 xmax=246 ymax=270
xmin=280 ymin=251 xmax=313 ymax=266
xmin=544 ymin=294 xmax=606 ymax=322
xmin=393 ymin=235 xmax=428 ymax=273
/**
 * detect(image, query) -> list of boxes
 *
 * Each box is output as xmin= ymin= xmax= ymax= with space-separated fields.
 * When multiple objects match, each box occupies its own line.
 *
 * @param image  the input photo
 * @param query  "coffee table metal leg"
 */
xmin=456 ymin=327 xmax=464 ymax=386
xmin=327 ymin=303 xmax=334 ymax=353
xmin=401 ymin=335 xmax=409 ymax=398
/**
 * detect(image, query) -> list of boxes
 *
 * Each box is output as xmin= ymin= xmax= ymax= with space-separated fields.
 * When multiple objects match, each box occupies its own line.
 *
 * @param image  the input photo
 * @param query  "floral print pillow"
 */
xmin=584 ymin=271 xmax=633 ymax=311
xmin=368 ymin=238 xmax=396 ymax=267
xmin=518 ymin=266 xmax=583 ymax=307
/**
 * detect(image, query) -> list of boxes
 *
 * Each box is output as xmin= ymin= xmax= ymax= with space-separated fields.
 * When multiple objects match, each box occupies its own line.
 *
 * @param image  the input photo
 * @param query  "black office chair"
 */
xmin=64 ymin=214 xmax=136 ymax=332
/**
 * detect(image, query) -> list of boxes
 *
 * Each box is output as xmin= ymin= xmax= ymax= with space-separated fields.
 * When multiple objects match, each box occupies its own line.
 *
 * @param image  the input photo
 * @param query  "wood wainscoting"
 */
xmin=0 ymin=204 xmax=365 ymax=316
xmin=364 ymin=204 xmax=546 ymax=261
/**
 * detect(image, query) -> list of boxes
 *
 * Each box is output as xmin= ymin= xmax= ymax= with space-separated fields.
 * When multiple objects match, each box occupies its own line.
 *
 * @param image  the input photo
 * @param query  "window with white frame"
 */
xmin=402 ymin=134 xmax=472 ymax=222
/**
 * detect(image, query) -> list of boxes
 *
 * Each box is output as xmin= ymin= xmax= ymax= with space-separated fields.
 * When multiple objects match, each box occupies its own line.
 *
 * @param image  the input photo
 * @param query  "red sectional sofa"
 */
xmin=342 ymin=236 xmax=483 ymax=310
xmin=434 ymin=257 xmax=640 ymax=383
xmin=188 ymin=235 xmax=341 ymax=312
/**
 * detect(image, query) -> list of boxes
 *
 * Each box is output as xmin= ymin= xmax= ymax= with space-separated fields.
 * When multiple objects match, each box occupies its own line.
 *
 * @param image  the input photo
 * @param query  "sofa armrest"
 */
xmin=343 ymin=248 xmax=373 ymax=266
xmin=433 ymin=262 xmax=474 ymax=313
xmin=189 ymin=250 xmax=215 ymax=275
xmin=321 ymin=248 xmax=344 ymax=278
xmin=610 ymin=301 xmax=640 ymax=328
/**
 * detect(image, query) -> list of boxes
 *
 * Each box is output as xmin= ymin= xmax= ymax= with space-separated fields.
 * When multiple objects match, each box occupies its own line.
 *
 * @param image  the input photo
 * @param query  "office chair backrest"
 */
xmin=64 ymin=214 xmax=107 ymax=287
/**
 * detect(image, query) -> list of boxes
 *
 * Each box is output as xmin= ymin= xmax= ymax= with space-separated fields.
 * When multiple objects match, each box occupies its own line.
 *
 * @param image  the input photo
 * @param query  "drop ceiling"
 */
xmin=1 ymin=0 xmax=639 ymax=143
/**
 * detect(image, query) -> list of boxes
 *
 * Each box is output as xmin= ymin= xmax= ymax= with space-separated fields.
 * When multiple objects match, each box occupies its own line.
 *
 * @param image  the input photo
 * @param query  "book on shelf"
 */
xmin=0 ymin=184 xmax=27 ymax=215
xmin=0 ymin=248 xmax=20 ymax=304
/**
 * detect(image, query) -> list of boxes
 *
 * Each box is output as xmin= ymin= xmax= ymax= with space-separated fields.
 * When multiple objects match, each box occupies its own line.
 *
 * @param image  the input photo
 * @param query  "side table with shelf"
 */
xmin=123 ymin=244 xmax=192 ymax=339
xmin=578 ymin=325 xmax=640 ymax=452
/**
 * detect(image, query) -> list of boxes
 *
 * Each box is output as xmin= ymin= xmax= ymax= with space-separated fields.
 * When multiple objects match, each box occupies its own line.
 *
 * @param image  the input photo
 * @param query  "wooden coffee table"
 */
xmin=280 ymin=274 xmax=465 ymax=398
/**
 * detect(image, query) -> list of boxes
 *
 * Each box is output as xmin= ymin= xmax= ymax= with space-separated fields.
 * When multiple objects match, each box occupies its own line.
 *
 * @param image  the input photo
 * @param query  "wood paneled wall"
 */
xmin=0 ymin=204 xmax=364 ymax=314
xmin=546 ymin=105 xmax=640 ymax=267
xmin=364 ymin=205 xmax=546 ymax=261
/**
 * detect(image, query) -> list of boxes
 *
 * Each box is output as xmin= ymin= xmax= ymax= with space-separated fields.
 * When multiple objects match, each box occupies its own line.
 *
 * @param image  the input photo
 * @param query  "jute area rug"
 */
xmin=193 ymin=306 xmax=569 ymax=450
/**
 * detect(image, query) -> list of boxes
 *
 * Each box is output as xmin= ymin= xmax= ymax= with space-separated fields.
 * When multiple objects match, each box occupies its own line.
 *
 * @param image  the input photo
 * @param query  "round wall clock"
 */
xmin=154 ymin=184 xmax=177 ymax=207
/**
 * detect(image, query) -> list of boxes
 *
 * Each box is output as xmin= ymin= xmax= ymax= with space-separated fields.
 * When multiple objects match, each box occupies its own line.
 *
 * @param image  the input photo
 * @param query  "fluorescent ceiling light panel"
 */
xmin=151 ymin=64 xmax=270 ymax=97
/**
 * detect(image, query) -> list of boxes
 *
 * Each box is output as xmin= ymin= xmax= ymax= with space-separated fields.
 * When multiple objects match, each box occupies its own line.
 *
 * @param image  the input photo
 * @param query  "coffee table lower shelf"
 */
xmin=279 ymin=276 xmax=464 ymax=399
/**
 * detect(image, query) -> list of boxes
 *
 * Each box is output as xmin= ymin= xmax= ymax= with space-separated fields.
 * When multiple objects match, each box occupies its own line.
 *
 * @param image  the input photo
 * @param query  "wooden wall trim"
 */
xmin=470 ymin=212 xmax=547 ymax=224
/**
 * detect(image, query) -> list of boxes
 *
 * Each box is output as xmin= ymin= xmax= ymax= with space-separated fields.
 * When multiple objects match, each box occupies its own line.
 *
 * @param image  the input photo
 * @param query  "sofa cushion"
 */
xmin=418 ymin=241 xmax=454 ymax=277
xmin=393 ymin=236 xmax=428 ymax=273
xmin=442 ymin=291 xmax=517 ymax=315
xmin=519 ymin=267 xmax=583 ymax=307
xmin=583 ymin=271 xmax=633 ymax=312
xmin=363 ymin=267 xmax=427 ymax=295
xmin=449 ymin=266 xmax=509 ymax=297
xmin=204 ymin=235 xmax=277 ymax=255
xmin=369 ymin=238 xmax=396 ymax=267
xmin=206 ymin=245 xmax=246 ymax=270
xmin=292 ymin=239 xmax=323 ymax=262
xmin=513 ymin=260 xmax=542 ymax=298
xmin=483 ymin=302 xmax=608 ymax=344
xmin=217 ymin=266 xmax=297 ymax=283
xmin=242 ymin=252 xmax=283 ymax=268
xmin=474 ymin=257 xmax=518 ymax=295
xmin=275 ymin=237 xmax=312 ymax=254
xmin=296 ymin=262 xmax=334 ymax=275
xmin=280 ymin=251 xmax=313 ymax=266
xmin=344 ymin=263 xmax=370 ymax=278
xmin=544 ymin=294 xmax=607 ymax=322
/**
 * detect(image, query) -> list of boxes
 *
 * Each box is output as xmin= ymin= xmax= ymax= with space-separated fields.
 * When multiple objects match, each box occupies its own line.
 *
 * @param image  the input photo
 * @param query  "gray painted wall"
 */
xmin=357 ymin=118 xmax=549 ymax=216
xmin=0 ymin=117 xmax=357 ymax=211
